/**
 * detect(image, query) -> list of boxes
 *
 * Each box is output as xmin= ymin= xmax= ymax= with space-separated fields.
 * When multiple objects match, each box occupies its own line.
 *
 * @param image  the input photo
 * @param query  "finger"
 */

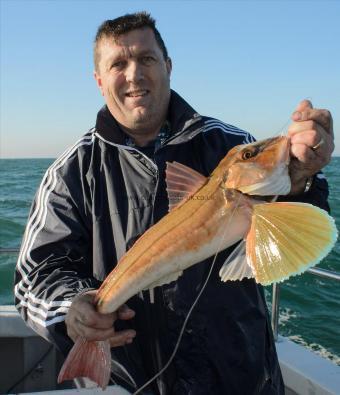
xmin=291 ymin=99 xmax=313 ymax=122
xmin=294 ymin=99 xmax=313 ymax=113
xmin=287 ymin=120 xmax=323 ymax=135
xmin=66 ymin=292 xmax=116 ymax=340
xmin=73 ymin=299 xmax=116 ymax=329
xmin=290 ymin=143 xmax=317 ymax=164
xmin=292 ymin=108 xmax=333 ymax=136
xmin=288 ymin=127 xmax=322 ymax=147
xmin=117 ymin=304 xmax=135 ymax=320
xmin=290 ymin=127 xmax=333 ymax=160
xmin=69 ymin=291 xmax=97 ymax=321
xmin=78 ymin=310 xmax=116 ymax=329
xmin=75 ymin=320 xmax=117 ymax=341
xmin=291 ymin=131 xmax=332 ymax=153
xmin=78 ymin=304 xmax=134 ymax=328
xmin=109 ymin=329 xmax=137 ymax=348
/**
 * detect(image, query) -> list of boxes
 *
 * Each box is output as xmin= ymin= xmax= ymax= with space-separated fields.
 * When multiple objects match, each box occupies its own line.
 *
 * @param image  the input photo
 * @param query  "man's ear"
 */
xmin=94 ymin=71 xmax=104 ymax=96
xmin=166 ymin=57 xmax=172 ymax=76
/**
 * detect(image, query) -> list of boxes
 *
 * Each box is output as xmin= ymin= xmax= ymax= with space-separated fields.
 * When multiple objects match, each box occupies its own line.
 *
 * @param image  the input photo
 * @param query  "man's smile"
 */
xmin=94 ymin=27 xmax=171 ymax=144
xmin=125 ymin=89 xmax=150 ymax=98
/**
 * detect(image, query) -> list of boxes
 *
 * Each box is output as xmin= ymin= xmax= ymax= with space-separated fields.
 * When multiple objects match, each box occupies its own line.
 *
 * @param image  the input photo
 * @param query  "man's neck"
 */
xmin=119 ymin=124 xmax=158 ymax=147
xmin=127 ymin=132 xmax=158 ymax=147
xmin=120 ymin=118 xmax=171 ymax=147
xmin=123 ymin=120 xmax=172 ymax=149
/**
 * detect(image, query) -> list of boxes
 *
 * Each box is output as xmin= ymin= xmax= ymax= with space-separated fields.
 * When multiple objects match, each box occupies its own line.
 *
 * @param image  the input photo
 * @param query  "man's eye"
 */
xmin=141 ymin=56 xmax=155 ymax=65
xmin=111 ymin=61 xmax=125 ymax=69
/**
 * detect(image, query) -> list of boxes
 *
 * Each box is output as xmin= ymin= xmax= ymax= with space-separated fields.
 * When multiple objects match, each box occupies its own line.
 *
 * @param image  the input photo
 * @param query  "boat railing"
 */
xmin=1 ymin=247 xmax=340 ymax=341
xmin=0 ymin=248 xmax=20 ymax=253
xmin=271 ymin=267 xmax=340 ymax=340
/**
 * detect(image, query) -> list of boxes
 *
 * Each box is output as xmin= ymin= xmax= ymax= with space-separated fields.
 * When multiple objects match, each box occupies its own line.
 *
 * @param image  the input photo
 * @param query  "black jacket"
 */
xmin=15 ymin=91 xmax=329 ymax=394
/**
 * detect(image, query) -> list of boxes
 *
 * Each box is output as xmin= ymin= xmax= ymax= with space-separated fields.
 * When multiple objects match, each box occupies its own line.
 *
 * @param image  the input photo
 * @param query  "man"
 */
xmin=15 ymin=12 xmax=334 ymax=394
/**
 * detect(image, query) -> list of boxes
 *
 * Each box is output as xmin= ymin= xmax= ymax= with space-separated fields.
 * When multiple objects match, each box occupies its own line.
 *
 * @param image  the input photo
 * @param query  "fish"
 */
xmin=57 ymin=135 xmax=337 ymax=390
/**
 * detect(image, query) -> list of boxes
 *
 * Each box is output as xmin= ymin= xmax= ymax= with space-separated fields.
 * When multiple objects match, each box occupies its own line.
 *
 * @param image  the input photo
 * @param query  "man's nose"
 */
xmin=125 ymin=60 xmax=144 ymax=83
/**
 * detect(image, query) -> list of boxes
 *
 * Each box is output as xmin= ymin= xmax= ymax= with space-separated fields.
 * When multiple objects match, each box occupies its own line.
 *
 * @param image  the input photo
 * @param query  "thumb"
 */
xmin=292 ymin=99 xmax=313 ymax=121
xmin=296 ymin=99 xmax=313 ymax=111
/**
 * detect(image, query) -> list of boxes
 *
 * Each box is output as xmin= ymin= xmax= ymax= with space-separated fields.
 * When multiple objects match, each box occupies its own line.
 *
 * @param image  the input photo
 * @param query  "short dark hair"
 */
xmin=94 ymin=12 xmax=169 ymax=71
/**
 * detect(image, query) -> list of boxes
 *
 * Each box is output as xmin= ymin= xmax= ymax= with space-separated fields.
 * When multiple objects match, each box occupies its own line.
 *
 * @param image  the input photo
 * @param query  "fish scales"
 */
xmin=96 ymin=177 xmax=248 ymax=313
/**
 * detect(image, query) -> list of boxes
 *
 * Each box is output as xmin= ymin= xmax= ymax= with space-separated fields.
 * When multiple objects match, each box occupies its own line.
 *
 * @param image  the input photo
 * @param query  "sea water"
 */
xmin=0 ymin=157 xmax=339 ymax=364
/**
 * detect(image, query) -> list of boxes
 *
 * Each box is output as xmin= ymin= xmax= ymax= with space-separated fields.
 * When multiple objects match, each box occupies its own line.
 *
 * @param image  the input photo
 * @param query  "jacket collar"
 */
xmin=94 ymin=90 xmax=202 ymax=145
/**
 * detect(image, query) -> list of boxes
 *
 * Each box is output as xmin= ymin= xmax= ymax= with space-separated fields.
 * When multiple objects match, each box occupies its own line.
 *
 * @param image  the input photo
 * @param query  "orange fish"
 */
xmin=58 ymin=136 xmax=337 ymax=389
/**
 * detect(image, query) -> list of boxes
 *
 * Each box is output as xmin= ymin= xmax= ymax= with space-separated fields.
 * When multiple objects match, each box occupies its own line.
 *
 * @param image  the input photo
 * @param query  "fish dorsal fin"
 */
xmin=219 ymin=240 xmax=254 ymax=282
xmin=246 ymin=202 xmax=338 ymax=285
xmin=166 ymin=161 xmax=207 ymax=211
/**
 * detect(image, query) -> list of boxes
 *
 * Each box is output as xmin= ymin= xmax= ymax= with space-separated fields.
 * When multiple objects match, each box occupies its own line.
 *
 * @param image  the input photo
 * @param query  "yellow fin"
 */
xmin=246 ymin=202 xmax=338 ymax=285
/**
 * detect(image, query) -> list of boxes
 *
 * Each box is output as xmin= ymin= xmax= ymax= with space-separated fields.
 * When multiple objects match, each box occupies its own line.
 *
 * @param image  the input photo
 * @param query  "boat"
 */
xmin=1 ymin=251 xmax=339 ymax=395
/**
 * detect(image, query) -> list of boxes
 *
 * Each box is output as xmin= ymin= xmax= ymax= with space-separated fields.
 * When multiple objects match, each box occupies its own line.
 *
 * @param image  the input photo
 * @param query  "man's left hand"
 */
xmin=287 ymin=100 xmax=334 ymax=195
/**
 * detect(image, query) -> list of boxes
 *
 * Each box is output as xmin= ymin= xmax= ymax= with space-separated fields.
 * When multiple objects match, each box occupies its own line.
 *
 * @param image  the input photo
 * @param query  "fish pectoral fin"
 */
xmin=246 ymin=202 xmax=338 ymax=285
xmin=219 ymin=240 xmax=254 ymax=282
xmin=146 ymin=270 xmax=183 ymax=290
xmin=165 ymin=161 xmax=207 ymax=211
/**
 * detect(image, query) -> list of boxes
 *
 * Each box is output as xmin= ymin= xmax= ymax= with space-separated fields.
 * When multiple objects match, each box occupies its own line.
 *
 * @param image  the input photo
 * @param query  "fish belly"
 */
xmin=97 ymin=191 xmax=250 ymax=314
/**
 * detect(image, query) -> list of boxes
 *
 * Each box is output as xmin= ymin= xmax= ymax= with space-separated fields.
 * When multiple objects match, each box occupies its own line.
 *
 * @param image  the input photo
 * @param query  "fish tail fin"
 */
xmin=57 ymin=338 xmax=111 ymax=390
xmin=246 ymin=202 xmax=338 ymax=285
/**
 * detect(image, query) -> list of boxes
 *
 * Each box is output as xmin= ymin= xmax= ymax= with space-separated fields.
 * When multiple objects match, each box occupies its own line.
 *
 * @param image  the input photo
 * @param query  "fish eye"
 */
xmin=241 ymin=146 xmax=260 ymax=160
xmin=242 ymin=150 xmax=253 ymax=160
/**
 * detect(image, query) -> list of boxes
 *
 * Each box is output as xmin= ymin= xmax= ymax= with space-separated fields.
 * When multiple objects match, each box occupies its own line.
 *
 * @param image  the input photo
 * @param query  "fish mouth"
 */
xmin=250 ymin=136 xmax=290 ymax=166
xmin=226 ymin=136 xmax=292 ymax=196
xmin=241 ymin=137 xmax=291 ymax=196
xmin=238 ymin=162 xmax=291 ymax=196
xmin=274 ymin=135 xmax=290 ymax=166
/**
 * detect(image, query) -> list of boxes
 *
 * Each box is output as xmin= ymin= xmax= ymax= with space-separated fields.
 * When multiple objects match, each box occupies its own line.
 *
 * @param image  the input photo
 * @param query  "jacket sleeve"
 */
xmin=277 ymin=172 xmax=330 ymax=212
xmin=14 ymin=157 xmax=100 ymax=355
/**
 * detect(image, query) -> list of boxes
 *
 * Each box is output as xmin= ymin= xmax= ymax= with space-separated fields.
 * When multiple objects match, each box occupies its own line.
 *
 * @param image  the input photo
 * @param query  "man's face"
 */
xmin=94 ymin=28 xmax=172 ymax=138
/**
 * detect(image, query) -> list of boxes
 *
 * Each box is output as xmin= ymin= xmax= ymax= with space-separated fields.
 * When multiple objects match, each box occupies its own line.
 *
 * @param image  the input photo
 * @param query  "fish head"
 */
xmin=223 ymin=136 xmax=291 ymax=196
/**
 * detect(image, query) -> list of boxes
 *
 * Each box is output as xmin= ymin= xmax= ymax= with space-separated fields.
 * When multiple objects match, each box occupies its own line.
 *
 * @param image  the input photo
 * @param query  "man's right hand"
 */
xmin=65 ymin=290 xmax=136 ymax=347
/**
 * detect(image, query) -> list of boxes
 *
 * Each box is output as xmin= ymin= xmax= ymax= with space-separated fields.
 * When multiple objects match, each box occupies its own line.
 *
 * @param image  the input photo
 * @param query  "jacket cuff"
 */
xmin=278 ymin=172 xmax=330 ymax=213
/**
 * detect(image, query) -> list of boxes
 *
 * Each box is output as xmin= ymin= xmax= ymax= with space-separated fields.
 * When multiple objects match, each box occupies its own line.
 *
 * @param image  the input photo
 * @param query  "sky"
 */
xmin=1 ymin=0 xmax=339 ymax=158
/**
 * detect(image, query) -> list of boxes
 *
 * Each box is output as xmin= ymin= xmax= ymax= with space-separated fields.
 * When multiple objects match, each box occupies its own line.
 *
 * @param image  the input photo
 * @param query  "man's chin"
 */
xmin=120 ymin=106 xmax=164 ymax=131
xmin=132 ymin=106 xmax=149 ymax=118
xmin=129 ymin=111 xmax=154 ymax=127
